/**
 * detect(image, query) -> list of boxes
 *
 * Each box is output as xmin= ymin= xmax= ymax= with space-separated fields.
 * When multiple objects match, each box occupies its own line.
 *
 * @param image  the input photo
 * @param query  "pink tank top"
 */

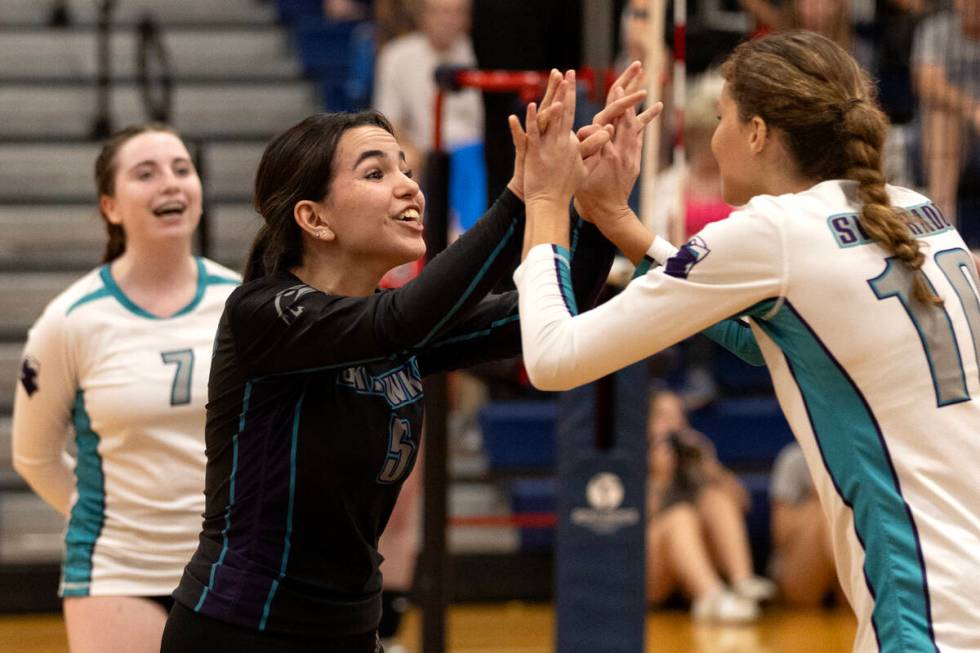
xmin=684 ymin=194 xmax=734 ymax=237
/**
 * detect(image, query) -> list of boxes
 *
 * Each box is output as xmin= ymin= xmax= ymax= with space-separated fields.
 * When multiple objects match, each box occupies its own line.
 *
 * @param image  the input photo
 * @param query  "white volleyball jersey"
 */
xmin=12 ymin=257 xmax=238 ymax=597
xmin=516 ymin=180 xmax=980 ymax=652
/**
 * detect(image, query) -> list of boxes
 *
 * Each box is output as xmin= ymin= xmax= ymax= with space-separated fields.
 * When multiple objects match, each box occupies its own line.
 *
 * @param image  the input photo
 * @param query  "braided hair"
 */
xmin=720 ymin=30 xmax=939 ymax=305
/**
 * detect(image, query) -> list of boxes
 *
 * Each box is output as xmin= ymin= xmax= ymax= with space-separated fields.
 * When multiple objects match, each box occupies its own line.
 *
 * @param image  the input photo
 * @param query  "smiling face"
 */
xmin=100 ymin=131 xmax=202 ymax=249
xmin=318 ymin=125 xmax=426 ymax=270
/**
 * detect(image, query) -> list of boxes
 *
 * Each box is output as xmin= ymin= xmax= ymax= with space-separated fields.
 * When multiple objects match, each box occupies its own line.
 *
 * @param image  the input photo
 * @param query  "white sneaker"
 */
xmin=381 ymin=642 xmax=409 ymax=653
xmin=733 ymin=575 xmax=777 ymax=602
xmin=691 ymin=588 xmax=759 ymax=624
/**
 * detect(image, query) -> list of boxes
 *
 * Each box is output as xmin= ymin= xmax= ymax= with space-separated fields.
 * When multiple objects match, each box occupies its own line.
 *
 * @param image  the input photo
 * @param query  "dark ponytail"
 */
xmin=245 ymin=111 xmax=395 ymax=282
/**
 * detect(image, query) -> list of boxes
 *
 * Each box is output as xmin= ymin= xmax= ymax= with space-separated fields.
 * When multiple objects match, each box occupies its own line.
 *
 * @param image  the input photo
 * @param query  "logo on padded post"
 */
xmin=571 ymin=471 xmax=640 ymax=535
xmin=586 ymin=472 xmax=624 ymax=511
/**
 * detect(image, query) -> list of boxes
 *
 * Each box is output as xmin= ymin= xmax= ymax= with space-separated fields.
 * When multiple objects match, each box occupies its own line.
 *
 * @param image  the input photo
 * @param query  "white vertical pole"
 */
xmin=640 ymin=0 xmax=667 ymax=230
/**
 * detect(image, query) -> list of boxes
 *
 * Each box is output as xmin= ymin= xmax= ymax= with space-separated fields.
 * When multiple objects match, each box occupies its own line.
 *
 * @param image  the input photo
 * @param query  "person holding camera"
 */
xmin=645 ymin=390 xmax=774 ymax=622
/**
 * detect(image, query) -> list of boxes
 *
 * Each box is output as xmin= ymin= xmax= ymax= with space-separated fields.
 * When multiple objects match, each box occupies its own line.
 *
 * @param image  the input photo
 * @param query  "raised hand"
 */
xmin=576 ymin=61 xmax=663 ymax=223
xmin=507 ymin=69 xmax=563 ymax=200
xmin=523 ymin=71 xmax=611 ymax=209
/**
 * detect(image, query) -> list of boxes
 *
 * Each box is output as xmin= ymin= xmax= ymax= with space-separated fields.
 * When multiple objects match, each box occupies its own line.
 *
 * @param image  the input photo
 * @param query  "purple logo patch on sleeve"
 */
xmin=664 ymin=235 xmax=711 ymax=279
xmin=20 ymin=356 xmax=40 ymax=396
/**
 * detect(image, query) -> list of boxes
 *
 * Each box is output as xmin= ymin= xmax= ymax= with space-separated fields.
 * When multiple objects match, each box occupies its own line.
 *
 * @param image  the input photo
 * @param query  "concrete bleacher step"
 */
xmin=0 ymin=203 xmax=260 ymax=273
xmin=0 ymin=273 xmax=79 ymax=342
xmin=0 ymin=343 xmax=23 ymax=412
xmin=0 ymin=142 xmax=267 ymax=203
xmin=1 ymin=0 xmax=277 ymax=27
xmin=0 ymin=492 xmax=64 ymax=565
xmin=0 ymin=27 xmax=299 ymax=81
xmin=0 ymin=81 xmax=317 ymax=140
xmin=202 ymin=142 xmax=269 ymax=203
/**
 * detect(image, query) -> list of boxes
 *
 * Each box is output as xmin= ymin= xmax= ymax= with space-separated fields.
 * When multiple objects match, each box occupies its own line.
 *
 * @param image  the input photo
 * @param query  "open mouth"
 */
xmin=152 ymin=201 xmax=187 ymax=218
xmin=395 ymin=208 xmax=421 ymax=223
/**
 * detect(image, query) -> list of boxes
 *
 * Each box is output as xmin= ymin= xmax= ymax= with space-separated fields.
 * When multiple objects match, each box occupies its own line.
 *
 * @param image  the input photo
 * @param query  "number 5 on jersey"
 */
xmin=378 ymin=414 xmax=417 ymax=484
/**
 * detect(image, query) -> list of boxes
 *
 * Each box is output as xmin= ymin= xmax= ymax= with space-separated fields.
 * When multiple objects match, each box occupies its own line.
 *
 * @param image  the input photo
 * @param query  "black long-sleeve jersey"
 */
xmin=172 ymin=190 xmax=614 ymax=637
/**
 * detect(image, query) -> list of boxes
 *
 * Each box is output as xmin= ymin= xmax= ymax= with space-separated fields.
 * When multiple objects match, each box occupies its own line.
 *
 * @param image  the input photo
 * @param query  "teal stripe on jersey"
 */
xmin=552 ymin=244 xmax=578 ymax=315
xmin=61 ymin=391 xmax=106 ymax=597
xmin=66 ymin=287 xmax=112 ymax=316
xmin=418 ymin=220 xmax=516 ymax=346
xmin=205 ymin=275 xmax=239 ymax=286
xmin=197 ymin=381 xmax=251 ymax=611
xmin=570 ymin=216 xmax=582 ymax=254
xmin=100 ymin=258 xmax=222 ymax=320
xmin=171 ymin=258 xmax=209 ymax=318
xmin=753 ymin=302 xmax=936 ymax=653
xmin=632 ymin=256 xmax=654 ymax=280
xmin=259 ymin=391 xmax=305 ymax=631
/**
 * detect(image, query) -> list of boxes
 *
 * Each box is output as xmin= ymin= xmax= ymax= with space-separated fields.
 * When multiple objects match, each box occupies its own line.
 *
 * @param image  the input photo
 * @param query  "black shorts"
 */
xmin=161 ymin=602 xmax=382 ymax=653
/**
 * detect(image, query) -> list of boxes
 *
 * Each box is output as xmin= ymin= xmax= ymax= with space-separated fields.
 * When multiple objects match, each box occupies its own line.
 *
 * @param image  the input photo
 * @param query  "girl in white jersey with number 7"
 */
xmin=515 ymin=30 xmax=980 ymax=653
xmin=11 ymin=124 xmax=239 ymax=653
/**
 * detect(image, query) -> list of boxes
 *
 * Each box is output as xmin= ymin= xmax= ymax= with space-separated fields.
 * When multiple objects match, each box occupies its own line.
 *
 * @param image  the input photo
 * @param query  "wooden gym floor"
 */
xmin=1 ymin=602 xmax=856 ymax=652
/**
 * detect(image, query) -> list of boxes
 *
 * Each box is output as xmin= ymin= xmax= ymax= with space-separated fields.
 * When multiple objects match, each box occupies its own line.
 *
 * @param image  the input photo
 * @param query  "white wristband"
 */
xmin=646 ymin=236 xmax=679 ymax=266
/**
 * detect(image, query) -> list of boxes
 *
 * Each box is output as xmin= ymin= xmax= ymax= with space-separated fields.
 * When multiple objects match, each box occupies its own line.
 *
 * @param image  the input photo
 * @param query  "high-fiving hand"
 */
xmin=575 ymin=61 xmax=663 ymax=224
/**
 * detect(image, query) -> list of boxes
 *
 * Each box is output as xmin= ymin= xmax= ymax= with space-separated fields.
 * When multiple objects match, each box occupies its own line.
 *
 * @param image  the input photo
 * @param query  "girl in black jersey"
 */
xmin=161 ymin=70 xmax=647 ymax=652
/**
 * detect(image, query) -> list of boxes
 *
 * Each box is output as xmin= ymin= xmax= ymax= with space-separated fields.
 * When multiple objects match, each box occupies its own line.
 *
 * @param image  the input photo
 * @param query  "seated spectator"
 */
xmin=373 ymin=0 xmax=483 ymax=175
xmin=769 ymin=442 xmax=843 ymax=606
xmin=645 ymin=390 xmax=774 ymax=622
xmin=912 ymin=0 xmax=980 ymax=224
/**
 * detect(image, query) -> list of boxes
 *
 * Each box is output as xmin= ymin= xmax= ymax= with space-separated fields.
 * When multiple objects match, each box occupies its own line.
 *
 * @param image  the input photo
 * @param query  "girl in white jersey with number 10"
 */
xmin=11 ymin=124 xmax=239 ymax=653
xmin=515 ymin=31 xmax=980 ymax=653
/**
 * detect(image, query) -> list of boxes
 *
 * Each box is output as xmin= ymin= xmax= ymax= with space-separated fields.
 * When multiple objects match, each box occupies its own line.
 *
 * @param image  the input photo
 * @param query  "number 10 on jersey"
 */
xmin=870 ymin=247 xmax=980 ymax=406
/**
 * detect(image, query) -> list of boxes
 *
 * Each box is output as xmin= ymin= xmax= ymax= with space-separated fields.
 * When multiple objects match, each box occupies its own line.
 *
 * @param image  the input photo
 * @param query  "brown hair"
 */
xmin=244 ymin=111 xmax=395 ymax=282
xmin=720 ymin=30 xmax=938 ymax=305
xmin=94 ymin=122 xmax=182 ymax=263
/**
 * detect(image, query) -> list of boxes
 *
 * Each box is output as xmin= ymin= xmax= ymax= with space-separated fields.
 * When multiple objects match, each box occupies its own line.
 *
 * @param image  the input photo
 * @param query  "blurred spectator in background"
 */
xmin=912 ymin=0 xmax=980 ymax=225
xmin=742 ymin=0 xmax=855 ymax=51
xmin=373 ymin=0 xmax=483 ymax=176
xmin=374 ymin=0 xmax=417 ymax=47
xmin=648 ymin=72 xmax=732 ymax=408
xmin=323 ymin=0 xmax=371 ymax=21
xmin=471 ymin=0 xmax=581 ymax=200
xmin=618 ymin=0 xmax=675 ymax=175
xmin=785 ymin=0 xmax=854 ymax=50
xmin=769 ymin=442 xmax=843 ymax=606
xmin=650 ymin=72 xmax=731 ymax=247
xmin=874 ymin=0 xmax=931 ymax=125
xmin=645 ymin=390 xmax=774 ymax=622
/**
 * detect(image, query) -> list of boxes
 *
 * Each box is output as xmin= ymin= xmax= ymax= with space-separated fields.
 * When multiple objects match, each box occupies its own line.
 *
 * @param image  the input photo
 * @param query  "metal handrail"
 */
xmin=136 ymin=13 xmax=174 ymax=123
xmin=90 ymin=0 xmax=118 ymax=139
